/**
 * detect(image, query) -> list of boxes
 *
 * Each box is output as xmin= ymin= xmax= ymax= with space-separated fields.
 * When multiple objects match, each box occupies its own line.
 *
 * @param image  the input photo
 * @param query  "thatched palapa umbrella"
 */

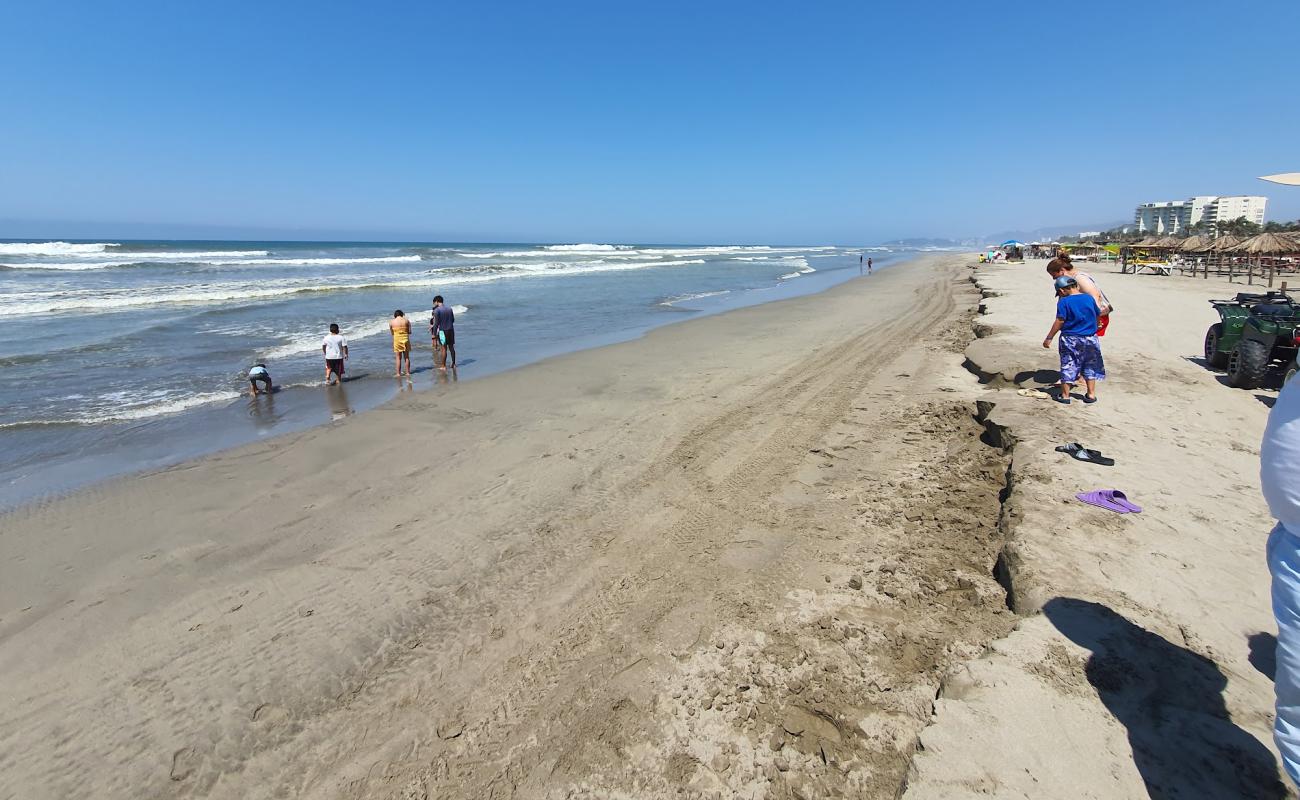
xmin=1206 ymin=234 xmax=1245 ymax=252
xmin=1230 ymin=232 xmax=1300 ymax=255
xmin=1226 ymin=233 xmax=1300 ymax=287
xmin=1179 ymin=234 xmax=1212 ymax=252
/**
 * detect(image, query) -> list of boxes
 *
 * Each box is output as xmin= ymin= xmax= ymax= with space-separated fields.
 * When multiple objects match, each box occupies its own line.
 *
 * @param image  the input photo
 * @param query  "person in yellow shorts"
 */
xmin=390 ymin=309 xmax=412 ymax=377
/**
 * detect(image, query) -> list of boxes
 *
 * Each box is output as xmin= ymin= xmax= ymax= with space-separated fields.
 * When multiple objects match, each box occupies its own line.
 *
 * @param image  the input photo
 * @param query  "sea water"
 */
xmin=0 ymin=240 xmax=905 ymax=507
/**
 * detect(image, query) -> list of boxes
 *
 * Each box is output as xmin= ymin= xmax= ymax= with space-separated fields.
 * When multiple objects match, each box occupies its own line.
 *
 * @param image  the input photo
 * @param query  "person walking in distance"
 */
xmin=390 ymin=310 xmax=412 ymax=377
xmin=868 ymin=257 xmax=873 ymax=274
xmin=431 ymin=295 xmax=457 ymax=370
xmin=322 ymin=323 xmax=348 ymax=385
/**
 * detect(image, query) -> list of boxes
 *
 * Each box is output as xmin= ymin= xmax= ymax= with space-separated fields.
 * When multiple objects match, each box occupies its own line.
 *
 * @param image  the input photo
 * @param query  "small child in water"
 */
xmin=248 ymin=363 xmax=272 ymax=396
xmin=1043 ymin=276 xmax=1104 ymax=405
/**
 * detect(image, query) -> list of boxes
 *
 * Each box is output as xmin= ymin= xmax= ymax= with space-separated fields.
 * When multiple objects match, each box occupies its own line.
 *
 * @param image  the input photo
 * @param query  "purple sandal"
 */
xmin=1076 ymin=489 xmax=1142 ymax=514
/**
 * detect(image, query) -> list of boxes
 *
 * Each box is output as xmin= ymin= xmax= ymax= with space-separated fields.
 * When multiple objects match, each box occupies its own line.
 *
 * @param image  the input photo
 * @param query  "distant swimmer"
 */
xmin=390 ymin=309 xmax=412 ymax=377
xmin=247 ymin=363 xmax=272 ymax=397
xmin=322 ymin=323 xmax=348 ymax=385
xmin=432 ymin=295 xmax=457 ymax=370
xmin=860 ymin=254 xmax=864 ymax=274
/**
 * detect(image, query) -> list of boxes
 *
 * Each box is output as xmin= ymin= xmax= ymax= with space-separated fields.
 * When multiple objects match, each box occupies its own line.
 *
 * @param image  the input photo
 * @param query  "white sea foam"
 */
xmin=778 ymin=272 xmax=803 ymax=280
xmin=102 ymin=250 xmax=270 ymax=259
xmin=0 ymin=256 xmax=708 ymax=318
xmin=19 ymin=389 xmax=246 ymax=425
xmin=659 ymin=290 xmax=731 ymax=307
xmin=258 ymin=321 xmax=391 ymax=360
xmin=542 ymin=243 xmax=634 ymax=252
xmin=0 ymin=252 xmax=405 ymax=270
xmin=213 ymin=255 xmax=421 ymax=267
xmin=0 ymin=241 xmax=118 ymax=256
xmin=510 ymin=258 xmax=705 ymax=273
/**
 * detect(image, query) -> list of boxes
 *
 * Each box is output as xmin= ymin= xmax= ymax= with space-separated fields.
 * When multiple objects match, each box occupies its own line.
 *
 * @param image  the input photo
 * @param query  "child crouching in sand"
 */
xmin=1043 ymin=275 xmax=1104 ymax=404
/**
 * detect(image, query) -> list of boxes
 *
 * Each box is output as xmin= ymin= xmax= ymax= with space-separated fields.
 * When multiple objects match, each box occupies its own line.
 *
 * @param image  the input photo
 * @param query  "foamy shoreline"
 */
xmin=0 ymin=245 xmax=891 ymax=510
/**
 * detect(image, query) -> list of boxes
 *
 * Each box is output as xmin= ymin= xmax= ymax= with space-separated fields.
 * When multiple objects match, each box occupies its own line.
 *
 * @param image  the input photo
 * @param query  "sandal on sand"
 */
xmin=1017 ymin=388 xmax=1052 ymax=399
xmin=1076 ymin=489 xmax=1142 ymax=514
xmin=1103 ymin=490 xmax=1142 ymax=513
xmin=1055 ymin=443 xmax=1115 ymax=466
xmin=1083 ymin=395 xmax=1098 ymax=404
xmin=1055 ymin=395 xmax=1072 ymax=405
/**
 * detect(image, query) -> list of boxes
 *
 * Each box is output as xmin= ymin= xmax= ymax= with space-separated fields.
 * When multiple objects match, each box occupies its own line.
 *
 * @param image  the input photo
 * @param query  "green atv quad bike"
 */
xmin=1205 ymin=291 xmax=1300 ymax=389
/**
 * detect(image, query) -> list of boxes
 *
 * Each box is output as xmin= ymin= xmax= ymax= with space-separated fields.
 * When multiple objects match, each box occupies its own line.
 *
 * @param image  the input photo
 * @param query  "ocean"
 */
xmin=0 ymin=240 xmax=907 ymax=508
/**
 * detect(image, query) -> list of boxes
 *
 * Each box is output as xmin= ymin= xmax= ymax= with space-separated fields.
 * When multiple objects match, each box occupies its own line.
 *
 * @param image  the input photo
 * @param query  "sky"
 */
xmin=3 ymin=0 xmax=1299 ymax=244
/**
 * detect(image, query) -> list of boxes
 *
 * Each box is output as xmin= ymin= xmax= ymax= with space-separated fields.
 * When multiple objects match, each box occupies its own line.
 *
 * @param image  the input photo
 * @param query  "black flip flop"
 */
xmin=1055 ymin=442 xmax=1115 ymax=466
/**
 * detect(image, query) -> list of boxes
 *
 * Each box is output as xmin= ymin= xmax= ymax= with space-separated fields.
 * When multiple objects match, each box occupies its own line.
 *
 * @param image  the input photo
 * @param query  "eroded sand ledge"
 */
xmin=903 ymin=262 xmax=1289 ymax=799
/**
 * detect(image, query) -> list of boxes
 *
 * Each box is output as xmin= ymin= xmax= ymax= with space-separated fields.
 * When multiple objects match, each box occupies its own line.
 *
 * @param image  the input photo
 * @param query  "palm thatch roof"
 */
xmin=1230 ymin=232 xmax=1300 ymax=255
xmin=1206 ymin=234 xmax=1246 ymax=252
xmin=1179 ymin=234 xmax=1212 ymax=252
xmin=1131 ymin=236 xmax=1162 ymax=247
xmin=1152 ymin=236 xmax=1183 ymax=248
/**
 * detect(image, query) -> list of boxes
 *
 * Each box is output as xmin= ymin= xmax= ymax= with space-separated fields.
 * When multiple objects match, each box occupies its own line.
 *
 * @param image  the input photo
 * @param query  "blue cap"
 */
xmin=1054 ymin=276 xmax=1077 ymax=290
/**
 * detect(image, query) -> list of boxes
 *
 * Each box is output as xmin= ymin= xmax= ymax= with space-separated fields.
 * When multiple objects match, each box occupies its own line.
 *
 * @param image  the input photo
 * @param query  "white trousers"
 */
xmin=1268 ymin=523 xmax=1300 ymax=786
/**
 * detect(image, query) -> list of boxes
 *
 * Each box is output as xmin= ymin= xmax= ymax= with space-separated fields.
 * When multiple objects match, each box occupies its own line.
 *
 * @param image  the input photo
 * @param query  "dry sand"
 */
xmin=0 ymin=254 xmax=1289 ymax=799
xmin=906 ymin=260 xmax=1291 ymax=799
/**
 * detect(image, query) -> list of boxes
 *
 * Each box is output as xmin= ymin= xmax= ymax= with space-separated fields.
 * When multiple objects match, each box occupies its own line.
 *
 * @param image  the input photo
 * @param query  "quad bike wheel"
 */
xmin=1204 ymin=323 xmax=1228 ymax=369
xmin=1227 ymin=340 xmax=1270 ymax=389
xmin=1286 ymin=360 xmax=1298 ymax=386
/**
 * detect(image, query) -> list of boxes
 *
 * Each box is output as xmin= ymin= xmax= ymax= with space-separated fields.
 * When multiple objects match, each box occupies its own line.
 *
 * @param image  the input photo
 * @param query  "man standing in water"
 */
xmin=322 ymin=323 xmax=348 ymax=385
xmin=432 ymin=295 xmax=457 ymax=370
xmin=868 ymin=257 xmax=873 ymax=274
xmin=390 ymin=310 xmax=412 ymax=377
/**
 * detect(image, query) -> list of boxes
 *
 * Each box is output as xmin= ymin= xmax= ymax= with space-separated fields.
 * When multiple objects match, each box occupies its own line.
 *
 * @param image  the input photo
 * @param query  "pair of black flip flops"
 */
xmin=1055 ymin=443 xmax=1115 ymax=466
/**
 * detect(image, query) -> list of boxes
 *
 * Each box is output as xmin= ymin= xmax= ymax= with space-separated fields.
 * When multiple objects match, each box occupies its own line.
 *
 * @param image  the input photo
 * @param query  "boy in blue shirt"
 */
xmin=1043 ymin=276 xmax=1105 ymax=404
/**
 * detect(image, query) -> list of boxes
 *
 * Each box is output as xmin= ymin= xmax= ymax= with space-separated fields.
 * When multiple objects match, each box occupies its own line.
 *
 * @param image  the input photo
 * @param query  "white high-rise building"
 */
xmin=1134 ymin=195 xmax=1267 ymax=234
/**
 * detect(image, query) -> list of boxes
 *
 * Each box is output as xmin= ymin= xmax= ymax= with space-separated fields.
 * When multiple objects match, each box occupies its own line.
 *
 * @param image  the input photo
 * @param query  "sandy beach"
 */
xmin=0 ymin=252 xmax=1290 ymax=798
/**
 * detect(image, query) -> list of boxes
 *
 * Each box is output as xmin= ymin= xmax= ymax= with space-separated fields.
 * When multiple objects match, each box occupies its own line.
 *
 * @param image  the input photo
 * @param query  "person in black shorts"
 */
xmin=431 ymin=295 xmax=457 ymax=370
xmin=321 ymin=323 xmax=348 ymax=385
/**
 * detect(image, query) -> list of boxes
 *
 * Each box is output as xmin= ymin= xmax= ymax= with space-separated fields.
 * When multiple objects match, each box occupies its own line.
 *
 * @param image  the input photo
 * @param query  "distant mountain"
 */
xmin=981 ymin=221 xmax=1130 ymax=243
xmin=877 ymin=221 xmax=1130 ymax=249
xmin=878 ymin=237 xmax=976 ymax=249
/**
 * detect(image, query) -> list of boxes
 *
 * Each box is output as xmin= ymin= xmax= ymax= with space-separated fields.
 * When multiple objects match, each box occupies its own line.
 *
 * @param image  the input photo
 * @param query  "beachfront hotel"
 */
xmin=1134 ymin=195 xmax=1267 ymax=234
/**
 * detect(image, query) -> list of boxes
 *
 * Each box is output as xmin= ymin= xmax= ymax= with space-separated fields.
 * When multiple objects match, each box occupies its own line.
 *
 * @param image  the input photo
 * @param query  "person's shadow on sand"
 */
xmin=1043 ymin=598 xmax=1287 ymax=799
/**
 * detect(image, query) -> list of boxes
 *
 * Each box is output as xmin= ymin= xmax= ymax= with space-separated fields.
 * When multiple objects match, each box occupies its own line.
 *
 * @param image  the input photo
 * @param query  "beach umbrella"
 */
xmin=1231 ymin=232 xmax=1300 ymax=255
xmin=1153 ymin=236 xmax=1183 ymax=248
xmin=1260 ymin=173 xmax=1300 ymax=186
xmin=1180 ymin=235 xmax=1212 ymax=252
xmin=1206 ymin=234 xmax=1246 ymax=252
xmin=1001 ymin=240 xmax=1023 ymax=246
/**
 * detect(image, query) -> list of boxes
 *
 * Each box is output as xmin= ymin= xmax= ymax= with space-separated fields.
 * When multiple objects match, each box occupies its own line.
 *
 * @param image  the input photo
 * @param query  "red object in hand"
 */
xmin=1096 ymin=314 xmax=1110 ymax=337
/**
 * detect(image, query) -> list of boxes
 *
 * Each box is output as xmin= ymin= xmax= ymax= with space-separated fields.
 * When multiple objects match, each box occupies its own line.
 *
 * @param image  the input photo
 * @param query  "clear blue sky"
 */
xmin=4 ymin=0 xmax=1299 ymax=244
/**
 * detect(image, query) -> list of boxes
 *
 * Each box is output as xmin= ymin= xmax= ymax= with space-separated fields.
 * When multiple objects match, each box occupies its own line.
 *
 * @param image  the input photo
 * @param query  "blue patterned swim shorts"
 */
xmin=1059 ymin=333 xmax=1105 ymax=382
